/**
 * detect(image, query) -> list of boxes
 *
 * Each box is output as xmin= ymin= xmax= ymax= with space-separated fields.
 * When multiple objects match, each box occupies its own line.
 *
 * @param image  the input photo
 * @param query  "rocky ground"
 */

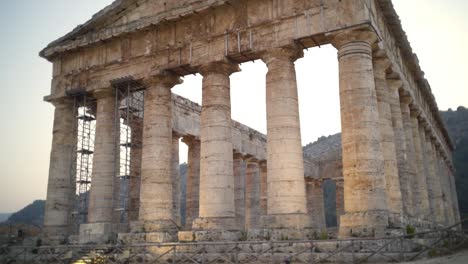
xmin=378 ymin=249 xmax=468 ymax=264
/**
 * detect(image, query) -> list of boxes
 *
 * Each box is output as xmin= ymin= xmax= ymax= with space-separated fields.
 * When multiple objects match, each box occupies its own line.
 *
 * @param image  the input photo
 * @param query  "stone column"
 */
xmin=128 ymin=118 xmax=143 ymax=222
xmin=233 ymin=153 xmax=245 ymax=229
xmin=183 ymin=136 xmax=200 ymax=230
xmin=80 ymin=88 xmax=117 ymax=243
xmin=440 ymin=157 xmax=455 ymax=225
xmin=400 ymin=95 xmax=418 ymax=222
xmin=259 ymin=161 xmax=268 ymax=216
xmin=245 ymin=159 xmax=261 ymax=229
xmin=332 ymin=30 xmax=389 ymax=237
xmin=409 ymin=107 xmax=430 ymax=222
xmin=193 ymin=61 xmax=240 ymax=231
xmin=334 ymin=178 xmax=344 ymax=228
xmin=448 ymin=167 xmax=461 ymax=224
xmin=387 ymin=80 xmax=412 ymax=223
xmin=306 ymin=179 xmax=326 ymax=230
xmin=435 ymin=148 xmax=450 ymax=225
xmin=261 ymin=46 xmax=309 ymax=229
xmin=44 ymin=98 xmax=76 ymax=239
xmin=172 ymin=133 xmax=181 ymax=227
xmin=133 ymin=72 xmax=182 ymax=242
xmin=428 ymin=138 xmax=446 ymax=225
xmin=418 ymin=120 xmax=434 ymax=224
xmin=373 ymin=57 xmax=403 ymax=227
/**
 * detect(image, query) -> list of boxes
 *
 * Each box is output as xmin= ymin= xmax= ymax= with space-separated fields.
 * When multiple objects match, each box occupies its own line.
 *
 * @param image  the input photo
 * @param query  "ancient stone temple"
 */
xmin=40 ymin=0 xmax=460 ymax=245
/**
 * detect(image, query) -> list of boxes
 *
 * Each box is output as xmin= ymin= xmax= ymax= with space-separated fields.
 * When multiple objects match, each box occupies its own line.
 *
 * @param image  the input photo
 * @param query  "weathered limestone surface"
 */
xmin=40 ymin=0 xmax=458 ymax=243
xmin=80 ymin=90 xmax=117 ymax=244
xmin=44 ymin=99 xmax=76 ymax=238
xmin=306 ymin=179 xmax=326 ymax=230
xmin=334 ymin=178 xmax=345 ymax=228
xmin=409 ymin=109 xmax=431 ymax=222
xmin=259 ymin=161 xmax=267 ymax=216
xmin=262 ymin=46 xmax=309 ymax=229
xmin=128 ymin=119 xmax=142 ymax=222
xmin=373 ymin=57 xmax=403 ymax=226
xmin=332 ymin=30 xmax=389 ymax=237
xmin=387 ymin=80 xmax=412 ymax=221
xmin=193 ymin=61 xmax=239 ymax=231
xmin=183 ymin=136 xmax=201 ymax=230
xmin=245 ymin=161 xmax=261 ymax=229
xmin=233 ymin=155 xmax=245 ymax=229
xmin=428 ymin=139 xmax=446 ymax=225
xmin=134 ymin=72 xmax=181 ymax=242
xmin=171 ymin=134 xmax=181 ymax=227
xmin=400 ymin=96 xmax=418 ymax=220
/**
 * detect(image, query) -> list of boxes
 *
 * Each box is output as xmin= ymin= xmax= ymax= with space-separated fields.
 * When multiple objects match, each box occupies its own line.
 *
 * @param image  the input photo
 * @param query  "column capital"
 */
xmin=92 ymin=87 xmax=114 ymax=99
xmin=233 ymin=151 xmax=245 ymax=160
xmin=261 ymin=45 xmax=304 ymax=65
xmin=330 ymin=29 xmax=378 ymax=50
xmin=387 ymin=79 xmax=403 ymax=91
xmin=400 ymin=95 xmax=413 ymax=105
xmin=49 ymin=96 xmax=75 ymax=107
xmin=181 ymin=135 xmax=200 ymax=145
xmin=144 ymin=70 xmax=182 ymax=88
xmin=372 ymin=57 xmax=391 ymax=77
xmin=199 ymin=60 xmax=240 ymax=76
xmin=409 ymin=104 xmax=421 ymax=118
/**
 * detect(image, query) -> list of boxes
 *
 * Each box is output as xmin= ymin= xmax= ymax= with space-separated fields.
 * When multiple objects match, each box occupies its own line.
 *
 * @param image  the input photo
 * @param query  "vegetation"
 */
xmin=440 ymin=107 xmax=468 ymax=228
xmin=6 ymin=200 xmax=44 ymax=226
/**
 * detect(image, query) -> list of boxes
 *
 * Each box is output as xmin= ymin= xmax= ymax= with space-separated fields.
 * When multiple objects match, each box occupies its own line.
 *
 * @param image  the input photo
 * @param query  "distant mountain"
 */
xmin=0 ymin=213 xmax=11 ymax=223
xmin=6 ymin=200 xmax=45 ymax=226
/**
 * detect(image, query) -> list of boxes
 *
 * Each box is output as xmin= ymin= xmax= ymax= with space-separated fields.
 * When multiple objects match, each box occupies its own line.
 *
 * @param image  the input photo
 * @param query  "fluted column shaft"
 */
xmin=233 ymin=154 xmax=245 ymax=229
xmin=172 ymin=134 xmax=181 ymax=227
xmin=409 ymin=109 xmax=430 ymax=221
xmin=245 ymin=161 xmax=261 ymax=229
xmin=387 ymin=80 xmax=412 ymax=221
xmin=137 ymin=72 xmax=181 ymax=237
xmin=428 ymin=139 xmax=446 ymax=225
xmin=44 ymin=99 xmax=76 ymax=237
xmin=306 ymin=179 xmax=326 ymax=230
xmin=194 ymin=61 xmax=239 ymax=230
xmin=262 ymin=46 xmax=309 ymax=229
xmin=128 ymin=118 xmax=143 ymax=221
xmin=335 ymin=178 xmax=345 ymax=227
xmin=184 ymin=137 xmax=200 ymax=230
xmin=373 ymin=58 xmax=403 ymax=226
xmin=400 ymin=97 xmax=418 ymax=220
xmin=440 ymin=157 xmax=455 ymax=225
xmin=418 ymin=122 xmax=433 ymax=223
xmin=448 ymin=169 xmax=461 ymax=225
xmin=332 ymin=30 xmax=388 ymax=237
xmin=88 ymin=90 xmax=117 ymax=224
xmin=259 ymin=161 xmax=268 ymax=216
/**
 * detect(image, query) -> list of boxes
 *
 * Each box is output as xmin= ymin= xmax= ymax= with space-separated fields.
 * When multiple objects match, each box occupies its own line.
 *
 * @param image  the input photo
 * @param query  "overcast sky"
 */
xmin=0 ymin=0 xmax=467 ymax=213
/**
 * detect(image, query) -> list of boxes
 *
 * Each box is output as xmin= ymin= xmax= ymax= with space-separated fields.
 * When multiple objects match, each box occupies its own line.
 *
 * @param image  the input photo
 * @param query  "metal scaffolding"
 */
xmin=67 ymin=90 xmax=97 ymax=233
xmin=112 ymin=77 xmax=145 ymax=225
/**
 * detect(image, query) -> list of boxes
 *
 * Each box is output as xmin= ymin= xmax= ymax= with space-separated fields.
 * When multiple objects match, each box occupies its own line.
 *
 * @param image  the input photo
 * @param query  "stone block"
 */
xmin=79 ymin=222 xmax=114 ymax=244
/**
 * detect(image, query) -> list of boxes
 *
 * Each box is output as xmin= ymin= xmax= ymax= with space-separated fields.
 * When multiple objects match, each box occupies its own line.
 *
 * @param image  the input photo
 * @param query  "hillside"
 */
xmin=440 ymin=106 xmax=468 ymax=223
xmin=6 ymin=200 xmax=44 ymax=226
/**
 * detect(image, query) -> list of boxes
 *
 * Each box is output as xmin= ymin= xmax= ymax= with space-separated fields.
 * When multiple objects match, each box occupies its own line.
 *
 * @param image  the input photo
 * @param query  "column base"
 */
xmin=119 ymin=220 xmax=178 ymax=243
xmin=261 ymin=213 xmax=311 ymax=229
xmin=178 ymin=230 xmax=242 ymax=242
xmin=41 ymin=225 xmax=71 ymax=245
xmin=192 ymin=217 xmax=239 ymax=231
xmin=339 ymin=211 xmax=389 ymax=238
xmin=79 ymin=222 xmax=114 ymax=244
xmin=388 ymin=212 xmax=407 ymax=228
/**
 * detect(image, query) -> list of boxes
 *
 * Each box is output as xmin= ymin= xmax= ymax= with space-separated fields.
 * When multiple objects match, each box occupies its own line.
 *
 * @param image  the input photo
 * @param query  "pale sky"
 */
xmin=0 ymin=0 xmax=467 ymax=213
